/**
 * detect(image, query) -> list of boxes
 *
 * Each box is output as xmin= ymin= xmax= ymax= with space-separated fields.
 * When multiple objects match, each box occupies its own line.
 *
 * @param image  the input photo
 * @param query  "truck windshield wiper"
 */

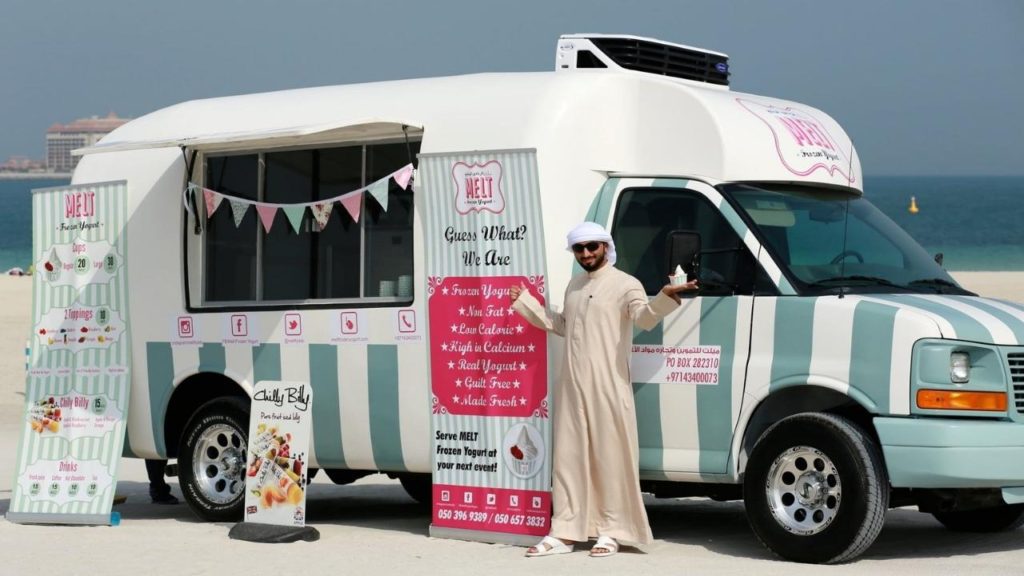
xmin=907 ymin=278 xmax=975 ymax=295
xmin=805 ymin=275 xmax=906 ymax=290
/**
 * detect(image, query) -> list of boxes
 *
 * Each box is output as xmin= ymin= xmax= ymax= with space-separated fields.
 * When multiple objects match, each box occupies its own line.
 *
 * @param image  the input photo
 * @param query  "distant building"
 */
xmin=46 ymin=112 xmax=130 ymax=173
xmin=0 ymin=155 xmax=45 ymax=172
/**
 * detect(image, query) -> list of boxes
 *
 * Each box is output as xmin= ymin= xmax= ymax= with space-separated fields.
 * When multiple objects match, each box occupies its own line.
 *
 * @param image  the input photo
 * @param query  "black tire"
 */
xmin=933 ymin=504 xmax=1024 ymax=532
xmin=743 ymin=413 xmax=889 ymax=564
xmin=179 ymin=396 xmax=250 ymax=521
xmin=398 ymin=473 xmax=432 ymax=505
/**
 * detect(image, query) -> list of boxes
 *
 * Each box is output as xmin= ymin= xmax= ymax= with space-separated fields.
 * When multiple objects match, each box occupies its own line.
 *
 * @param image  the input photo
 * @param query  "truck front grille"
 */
xmin=1010 ymin=352 xmax=1024 ymax=413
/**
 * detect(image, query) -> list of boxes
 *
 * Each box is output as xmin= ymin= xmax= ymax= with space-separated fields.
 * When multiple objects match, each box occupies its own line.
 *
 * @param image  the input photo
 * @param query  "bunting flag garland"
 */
xmin=230 ymin=199 xmax=250 ymax=227
xmin=188 ymin=162 xmax=413 ymax=233
xmin=310 ymin=202 xmax=333 ymax=230
xmin=367 ymin=179 xmax=389 ymax=212
xmin=394 ymin=164 xmax=414 ymax=190
xmin=282 ymin=205 xmax=305 ymax=234
xmin=339 ymin=193 xmax=362 ymax=223
xmin=204 ymin=188 xmax=223 ymax=217
xmin=256 ymin=205 xmax=278 ymax=233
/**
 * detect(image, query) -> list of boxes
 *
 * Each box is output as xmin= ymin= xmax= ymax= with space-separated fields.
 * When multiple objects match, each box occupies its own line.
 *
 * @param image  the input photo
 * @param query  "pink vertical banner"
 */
xmin=428 ymin=275 xmax=550 ymax=537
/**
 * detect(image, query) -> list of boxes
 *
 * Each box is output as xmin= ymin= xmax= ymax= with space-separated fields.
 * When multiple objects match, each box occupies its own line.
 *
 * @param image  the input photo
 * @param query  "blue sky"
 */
xmin=1 ymin=0 xmax=1021 ymax=175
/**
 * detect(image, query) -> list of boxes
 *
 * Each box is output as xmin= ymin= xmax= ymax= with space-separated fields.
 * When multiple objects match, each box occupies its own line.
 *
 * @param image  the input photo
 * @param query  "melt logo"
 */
xmin=737 ymin=98 xmax=854 ymax=184
xmin=452 ymin=160 xmax=505 ymax=215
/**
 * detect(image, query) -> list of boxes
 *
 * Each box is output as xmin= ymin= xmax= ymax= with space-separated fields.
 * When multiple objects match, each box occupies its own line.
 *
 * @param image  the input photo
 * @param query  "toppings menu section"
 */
xmin=420 ymin=150 xmax=551 ymax=545
xmin=9 ymin=181 xmax=132 ymax=525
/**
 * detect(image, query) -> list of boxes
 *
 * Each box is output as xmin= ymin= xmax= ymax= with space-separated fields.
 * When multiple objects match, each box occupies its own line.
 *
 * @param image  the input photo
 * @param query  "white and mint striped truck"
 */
xmin=67 ymin=35 xmax=1024 ymax=563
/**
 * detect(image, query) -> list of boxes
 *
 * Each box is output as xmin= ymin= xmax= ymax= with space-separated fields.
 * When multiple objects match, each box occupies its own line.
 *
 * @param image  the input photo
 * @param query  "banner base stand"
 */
xmin=228 ymin=522 xmax=320 ymax=543
xmin=430 ymin=524 xmax=536 ymax=547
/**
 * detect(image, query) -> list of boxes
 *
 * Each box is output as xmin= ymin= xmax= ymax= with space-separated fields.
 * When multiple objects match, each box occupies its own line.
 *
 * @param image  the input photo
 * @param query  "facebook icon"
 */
xmin=230 ymin=314 xmax=248 ymax=337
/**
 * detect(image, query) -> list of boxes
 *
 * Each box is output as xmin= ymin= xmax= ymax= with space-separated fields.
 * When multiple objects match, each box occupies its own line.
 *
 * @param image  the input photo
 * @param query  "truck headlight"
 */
xmin=950 ymin=351 xmax=970 ymax=384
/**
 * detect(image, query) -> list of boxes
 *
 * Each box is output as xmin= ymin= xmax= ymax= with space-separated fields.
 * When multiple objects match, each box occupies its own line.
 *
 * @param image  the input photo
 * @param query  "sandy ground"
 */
xmin=1 ymin=273 xmax=1023 ymax=575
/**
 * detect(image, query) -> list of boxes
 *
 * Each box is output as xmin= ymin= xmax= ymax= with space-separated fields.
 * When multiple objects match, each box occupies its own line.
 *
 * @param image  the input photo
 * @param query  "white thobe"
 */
xmin=513 ymin=264 xmax=678 ymax=545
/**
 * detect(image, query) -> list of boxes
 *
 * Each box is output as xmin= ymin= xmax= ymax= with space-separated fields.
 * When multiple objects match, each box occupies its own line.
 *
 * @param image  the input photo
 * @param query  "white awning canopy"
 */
xmin=75 ymin=119 xmax=424 ymax=156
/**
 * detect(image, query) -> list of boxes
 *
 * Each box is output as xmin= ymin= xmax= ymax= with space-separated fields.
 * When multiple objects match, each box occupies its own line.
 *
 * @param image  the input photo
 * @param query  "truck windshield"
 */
xmin=722 ymin=183 xmax=971 ymax=295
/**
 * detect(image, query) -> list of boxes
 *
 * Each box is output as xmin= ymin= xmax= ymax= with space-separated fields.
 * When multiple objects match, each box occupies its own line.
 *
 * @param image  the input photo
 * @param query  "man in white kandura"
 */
xmin=510 ymin=222 xmax=698 ymax=558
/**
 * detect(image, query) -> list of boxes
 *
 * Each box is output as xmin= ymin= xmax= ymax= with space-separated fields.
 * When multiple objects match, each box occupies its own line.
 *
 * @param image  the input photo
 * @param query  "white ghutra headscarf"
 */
xmin=566 ymin=222 xmax=617 ymax=266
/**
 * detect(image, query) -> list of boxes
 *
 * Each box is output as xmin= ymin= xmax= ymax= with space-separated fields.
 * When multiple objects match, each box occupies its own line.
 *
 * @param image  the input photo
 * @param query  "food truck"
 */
xmin=51 ymin=34 xmax=1024 ymax=563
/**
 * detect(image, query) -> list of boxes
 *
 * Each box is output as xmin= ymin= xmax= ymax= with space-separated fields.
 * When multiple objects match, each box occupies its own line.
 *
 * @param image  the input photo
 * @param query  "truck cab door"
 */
xmin=602 ymin=178 xmax=776 ymax=479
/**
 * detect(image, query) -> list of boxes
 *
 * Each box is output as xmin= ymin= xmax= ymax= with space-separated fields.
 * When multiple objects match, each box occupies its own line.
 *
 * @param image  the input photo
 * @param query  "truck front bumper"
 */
xmin=875 ymin=416 xmax=1024 ymax=502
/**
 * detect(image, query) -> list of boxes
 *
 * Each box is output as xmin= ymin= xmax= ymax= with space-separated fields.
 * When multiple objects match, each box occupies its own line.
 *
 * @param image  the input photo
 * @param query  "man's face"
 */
xmin=572 ymin=241 xmax=607 ymax=272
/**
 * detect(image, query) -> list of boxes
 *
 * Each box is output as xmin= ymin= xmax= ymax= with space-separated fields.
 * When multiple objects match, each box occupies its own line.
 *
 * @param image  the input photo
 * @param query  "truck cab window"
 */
xmin=611 ymin=187 xmax=771 ymax=296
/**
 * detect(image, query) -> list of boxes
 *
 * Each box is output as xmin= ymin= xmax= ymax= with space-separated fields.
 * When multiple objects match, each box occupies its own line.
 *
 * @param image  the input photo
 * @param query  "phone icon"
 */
xmin=398 ymin=310 xmax=416 ymax=333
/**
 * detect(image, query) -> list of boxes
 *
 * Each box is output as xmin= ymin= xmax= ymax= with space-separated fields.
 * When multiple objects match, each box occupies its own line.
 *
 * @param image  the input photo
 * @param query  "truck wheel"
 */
xmin=743 ymin=413 xmax=888 ymax=564
xmin=398 ymin=473 xmax=432 ymax=505
xmin=179 ymin=397 xmax=249 ymax=521
xmin=933 ymin=504 xmax=1024 ymax=532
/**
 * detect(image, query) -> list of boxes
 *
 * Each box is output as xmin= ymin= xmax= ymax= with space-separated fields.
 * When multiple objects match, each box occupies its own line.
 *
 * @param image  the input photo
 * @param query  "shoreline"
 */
xmin=0 ymin=173 xmax=71 ymax=180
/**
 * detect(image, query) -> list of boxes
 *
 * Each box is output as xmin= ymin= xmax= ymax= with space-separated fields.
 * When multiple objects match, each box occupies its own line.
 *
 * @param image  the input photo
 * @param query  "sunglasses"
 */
xmin=571 ymin=242 xmax=603 ymax=254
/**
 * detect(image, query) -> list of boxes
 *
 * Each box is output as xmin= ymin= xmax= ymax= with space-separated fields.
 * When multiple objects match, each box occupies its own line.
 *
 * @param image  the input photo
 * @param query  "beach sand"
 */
xmin=1 ymin=274 xmax=1023 ymax=575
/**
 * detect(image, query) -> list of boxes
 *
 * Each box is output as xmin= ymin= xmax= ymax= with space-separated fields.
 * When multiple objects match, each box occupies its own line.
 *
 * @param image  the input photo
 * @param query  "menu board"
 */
xmin=420 ymin=150 xmax=551 ymax=545
xmin=7 ymin=181 xmax=131 ymax=525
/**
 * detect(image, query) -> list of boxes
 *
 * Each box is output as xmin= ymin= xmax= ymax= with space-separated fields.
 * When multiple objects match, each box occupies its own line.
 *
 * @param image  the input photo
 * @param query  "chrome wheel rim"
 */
xmin=192 ymin=423 xmax=246 ymax=505
xmin=764 ymin=445 xmax=841 ymax=535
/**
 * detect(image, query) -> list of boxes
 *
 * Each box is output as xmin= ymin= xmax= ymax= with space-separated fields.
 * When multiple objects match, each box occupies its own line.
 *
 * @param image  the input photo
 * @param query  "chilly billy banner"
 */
xmin=243 ymin=381 xmax=312 ymax=527
xmin=8 ymin=181 xmax=131 ymax=525
xmin=420 ymin=150 xmax=550 ymax=545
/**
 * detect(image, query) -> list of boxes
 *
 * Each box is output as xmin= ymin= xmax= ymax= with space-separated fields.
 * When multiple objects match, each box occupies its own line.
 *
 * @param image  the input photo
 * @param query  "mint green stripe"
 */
xmin=877 ymin=295 xmax=992 ymax=343
xmin=950 ymin=296 xmax=1024 ymax=343
xmin=367 ymin=345 xmax=405 ymax=470
xmin=589 ymin=178 xmax=616 ymax=225
xmin=309 ymin=344 xmax=344 ymax=467
xmin=850 ymin=301 xmax=897 ymax=414
xmin=252 ymin=344 xmax=281 ymax=383
xmin=770 ymin=298 xmax=817 ymax=390
xmin=633 ymin=315 xmax=664 ymax=477
xmin=698 ymin=297 xmax=738 ymax=475
xmin=145 ymin=342 xmax=174 ymax=457
xmin=198 ymin=343 xmax=226 ymax=373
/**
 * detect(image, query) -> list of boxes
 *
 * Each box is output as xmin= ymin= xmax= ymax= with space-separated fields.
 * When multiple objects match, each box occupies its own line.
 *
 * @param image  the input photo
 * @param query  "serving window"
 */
xmin=195 ymin=140 xmax=418 ymax=308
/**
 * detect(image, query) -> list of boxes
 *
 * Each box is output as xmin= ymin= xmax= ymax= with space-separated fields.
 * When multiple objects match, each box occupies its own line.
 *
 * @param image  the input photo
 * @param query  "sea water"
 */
xmin=0 ymin=176 xmax=1021 ymax=272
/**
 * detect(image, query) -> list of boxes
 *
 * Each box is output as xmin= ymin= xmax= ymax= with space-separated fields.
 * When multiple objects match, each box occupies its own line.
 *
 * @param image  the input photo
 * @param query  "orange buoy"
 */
xmin=908 ymin=196 xmax=919 ymax=214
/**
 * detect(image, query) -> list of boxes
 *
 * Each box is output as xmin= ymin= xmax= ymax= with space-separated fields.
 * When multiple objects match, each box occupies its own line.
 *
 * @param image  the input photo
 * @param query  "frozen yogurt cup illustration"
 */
xmin=504 ymin=423 xmax=543 ymax=478
xmin=45 ymin=248 xmax=62 ymax=282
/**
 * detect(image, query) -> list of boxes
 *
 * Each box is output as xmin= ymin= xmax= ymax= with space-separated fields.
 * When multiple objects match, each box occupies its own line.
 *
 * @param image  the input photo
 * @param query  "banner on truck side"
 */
xmin=243 ymin=380 xmax=312 ymax=527
xmin=8 ymin=181 xmax=132 ymax=525
xmin=420 ymin=150 xmax=551 ymax=546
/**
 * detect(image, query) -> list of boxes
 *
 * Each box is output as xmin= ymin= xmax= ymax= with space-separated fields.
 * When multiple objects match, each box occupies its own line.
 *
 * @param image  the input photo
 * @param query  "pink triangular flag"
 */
xmin=310 ymin=202 xmax=333 ymax=230
xmin=339 ymin=193 xmax=362 ymax=223
xmin=393 ymin=163 xmax=414 ymax=190
xmin=256 ymin=204 xmax=278 ymax=233
xmin=204 ymin=189 xmax=223 ymax=218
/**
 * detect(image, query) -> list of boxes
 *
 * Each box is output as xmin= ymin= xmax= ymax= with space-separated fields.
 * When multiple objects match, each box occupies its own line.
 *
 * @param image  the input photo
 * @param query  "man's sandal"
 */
xmin=590 ymin=535 xmax=619 ymax=557
xmin=525 ymin=535 xmax=574 ymax=557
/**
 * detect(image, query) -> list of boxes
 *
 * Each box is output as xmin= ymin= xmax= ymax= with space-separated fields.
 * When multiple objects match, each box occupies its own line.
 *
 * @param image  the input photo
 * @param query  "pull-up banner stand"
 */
xmin=8 ymin=181 xmax=132 ymax=525
xmin=420 ymin=150 xmax=552 ymax=545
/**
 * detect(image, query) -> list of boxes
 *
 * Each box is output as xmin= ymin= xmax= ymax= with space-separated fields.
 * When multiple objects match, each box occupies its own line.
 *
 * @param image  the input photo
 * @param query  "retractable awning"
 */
xmin=75 ymin=119 xmax=424 ymax=156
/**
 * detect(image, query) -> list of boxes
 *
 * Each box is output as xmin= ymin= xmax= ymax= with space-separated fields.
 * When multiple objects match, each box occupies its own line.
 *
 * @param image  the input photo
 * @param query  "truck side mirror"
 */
xmin=666 ymin=230 xmax=701 ymax=281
